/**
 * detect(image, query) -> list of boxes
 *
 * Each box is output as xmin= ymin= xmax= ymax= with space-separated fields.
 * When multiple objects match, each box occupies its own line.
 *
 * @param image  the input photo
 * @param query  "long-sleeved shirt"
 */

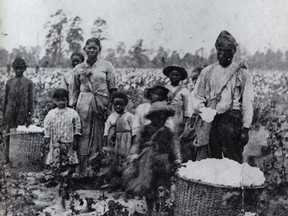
xmin=130 ymin=125 xmax=181 ymax=162
xmin=44 ymin=107 xmax=81 ymax=143
xmin=193 ymin=62 xmax=254 ymax=128
xmin=3 ymin=76 xmax=34 ymax=128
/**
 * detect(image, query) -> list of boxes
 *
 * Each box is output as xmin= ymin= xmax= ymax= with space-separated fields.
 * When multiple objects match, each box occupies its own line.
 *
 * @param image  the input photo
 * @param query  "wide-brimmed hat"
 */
xmin=145 ymin=85 xmax=169 ymax=100
xmin=163 ymin=65 xmax=188 ymax=80
xmin=145 ymin=101 xmax=175 ymax=120
xmin=215 ymin=30 xmax=238 ymax=50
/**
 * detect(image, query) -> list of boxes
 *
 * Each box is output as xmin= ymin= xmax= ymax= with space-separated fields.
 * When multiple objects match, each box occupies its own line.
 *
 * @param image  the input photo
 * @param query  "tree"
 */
xmin=44 ymin=9 xmax=68 ymax=66
xmin=104 ymin=48 xmax=117 ymax=66
xmin=66 ymin=16 xmax=84 ymax=54
xmin=116 ymin=42 xmax=128 ymax=68
xmin=168 ymin=50 xmax=180 ymax=65
xmin=128 ymin=39 xmax=150 ymax=68
xmin=0 ymin=48 xmax=9 ymax=67
xmin=91 ymin=17 xmax=108 ymax=40
xmin=152 ymin=46 xmax=169 ymax=67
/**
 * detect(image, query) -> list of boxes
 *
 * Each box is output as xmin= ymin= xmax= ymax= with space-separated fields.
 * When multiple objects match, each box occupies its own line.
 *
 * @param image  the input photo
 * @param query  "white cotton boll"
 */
xmin=199 ymin=107 xmax=217 ymax=123
xmin=178 ymin=158 xmax=265 ymax=187
xmin=16 ymin=125 xmax=44 ymax=133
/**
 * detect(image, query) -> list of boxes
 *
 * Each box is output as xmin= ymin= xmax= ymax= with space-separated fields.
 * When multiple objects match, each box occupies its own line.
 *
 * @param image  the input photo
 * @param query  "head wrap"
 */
xmin=215 ymin=31 xmax=238 ymax=50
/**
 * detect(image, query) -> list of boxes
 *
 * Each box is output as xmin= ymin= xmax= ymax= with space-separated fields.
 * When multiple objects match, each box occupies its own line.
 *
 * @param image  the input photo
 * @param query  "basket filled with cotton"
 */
xmin=174 ymin=158 xmax=265 ymax=216
xmin=8 ymin=125 xmax=45 ymax=171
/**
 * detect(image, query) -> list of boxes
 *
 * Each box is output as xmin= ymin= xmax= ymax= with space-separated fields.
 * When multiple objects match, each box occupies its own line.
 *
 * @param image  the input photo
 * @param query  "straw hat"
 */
xmin=163 ymin=65 xmax=188 ymax=80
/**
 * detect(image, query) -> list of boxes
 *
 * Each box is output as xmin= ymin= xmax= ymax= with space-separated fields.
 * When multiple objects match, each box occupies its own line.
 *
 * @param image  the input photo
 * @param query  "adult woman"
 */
xmin=70 ymin=38 xmax=117 ymax=177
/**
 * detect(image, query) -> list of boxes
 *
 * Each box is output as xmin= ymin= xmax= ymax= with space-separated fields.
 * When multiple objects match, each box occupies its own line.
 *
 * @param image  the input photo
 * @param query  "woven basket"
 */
xmin=174 ymin=174 xmax=265 ymax=216
xmin=9 ymin=131 xmax=45 ymax=171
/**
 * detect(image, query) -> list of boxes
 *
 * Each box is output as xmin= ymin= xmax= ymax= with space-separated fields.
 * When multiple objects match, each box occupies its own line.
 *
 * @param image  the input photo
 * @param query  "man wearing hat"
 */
xmin=193 ymin=30 xmax=254 ymax=163
xmin=163 ymin=65 xmax=192 ymax=135
xmin=133 ymin=85 xmax=174 ymax=135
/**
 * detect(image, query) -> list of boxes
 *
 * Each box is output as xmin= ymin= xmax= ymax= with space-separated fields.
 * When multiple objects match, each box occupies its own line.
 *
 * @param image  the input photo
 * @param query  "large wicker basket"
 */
xmin=174 ymin=173 xmax=265 ymax=216
xmin=9 ymin=131 xmax=45 ymax=171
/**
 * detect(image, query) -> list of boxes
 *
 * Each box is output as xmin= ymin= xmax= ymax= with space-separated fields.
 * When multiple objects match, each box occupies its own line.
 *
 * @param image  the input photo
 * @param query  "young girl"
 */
xmin=3 ymin=57 xmax=34 ymax=163
xmin=126 ymin=101 xmax=181 ymax=215
xmin=44 ymin=88 xmax=81 ymax=182
xmin=104 ymin=91 xmax=135 ymax=156
xmin=163 ymin=65 xmax=192 ymax=135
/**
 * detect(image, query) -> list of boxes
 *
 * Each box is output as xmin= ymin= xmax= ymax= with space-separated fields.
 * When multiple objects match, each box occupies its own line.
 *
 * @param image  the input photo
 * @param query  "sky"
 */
xmin=0 ymin=0 xmax=288 ymax=57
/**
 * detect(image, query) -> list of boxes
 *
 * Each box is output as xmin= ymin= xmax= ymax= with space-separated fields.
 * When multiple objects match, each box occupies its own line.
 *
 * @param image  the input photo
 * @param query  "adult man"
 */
xmin=193 ymin=30 xmax=254 ymax=163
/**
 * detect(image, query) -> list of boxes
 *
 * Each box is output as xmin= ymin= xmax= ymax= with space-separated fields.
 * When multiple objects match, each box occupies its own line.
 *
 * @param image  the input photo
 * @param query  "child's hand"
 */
xmin=128 ymin=154 xmax=139 ymax=163
xmin=173 ymin=160 xmax=182 ymax=170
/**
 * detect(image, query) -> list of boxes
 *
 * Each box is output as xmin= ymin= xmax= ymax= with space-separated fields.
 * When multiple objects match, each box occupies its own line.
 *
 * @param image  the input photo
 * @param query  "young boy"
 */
xmin=127 ymin=101 xmax=181 ymax=215
xmin=3 ymin=57 xmax=34 ymax=163
xmin=133 ymin=85 xmax=174 ymax=134
xmin=163 ymin=65 xmax=192 ymax=135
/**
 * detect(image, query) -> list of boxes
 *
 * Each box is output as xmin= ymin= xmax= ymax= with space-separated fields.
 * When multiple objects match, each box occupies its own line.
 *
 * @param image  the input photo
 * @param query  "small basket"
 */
xmin=9 ymin=131 xmax=45 ymax=171
xmin=174 ymin=173 xmax=265 ymax=216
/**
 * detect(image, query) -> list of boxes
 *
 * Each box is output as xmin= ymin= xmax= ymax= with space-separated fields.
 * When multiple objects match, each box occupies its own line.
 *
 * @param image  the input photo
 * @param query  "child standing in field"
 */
xmin=44 ymin=88 xmax=81 ymax=200
xmin=126 ymin=101 xmax=181 ymax=215
xmin=2 ymin=57 xmax=34 ymax=163
xmin=163 ymin=65 xmax=192 ymax=135
xmin=104 ymin=92 xmax=135 ymax=156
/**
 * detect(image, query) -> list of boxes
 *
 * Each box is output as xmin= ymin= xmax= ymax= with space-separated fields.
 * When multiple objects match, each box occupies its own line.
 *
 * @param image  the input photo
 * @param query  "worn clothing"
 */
xmin=3 ymin=76 xmax=34 ymax=128
xmin=209 ymin=110 xmax=243 ymax=163
xmin=104 ymin=111 xmax=135 ymax=156
xmin=3 ymin=76 xmax=34 ymax=163
xmin=165 ymin=84 xmax=192 ymax=135
xmin=193 ymin=62 xmax=254 ymax=128
xmin=44 ymin=107 xmax=81 ymax=166
xmin=128 ymin=125 xmax=181 ymax=199
xmin=70 ymin=59 xmax=117 ymax=177
xmin=133 ymin=102 xmax=174 ymax=135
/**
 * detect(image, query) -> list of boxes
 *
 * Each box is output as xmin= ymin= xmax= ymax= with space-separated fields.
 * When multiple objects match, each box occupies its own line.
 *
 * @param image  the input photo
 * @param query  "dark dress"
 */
xmin=2 ymin=76 xmax=34 ymax=161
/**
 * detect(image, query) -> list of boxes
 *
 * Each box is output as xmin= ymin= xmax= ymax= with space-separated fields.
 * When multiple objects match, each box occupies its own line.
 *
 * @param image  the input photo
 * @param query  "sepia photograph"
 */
xmin=0 ymin=0 xmax=288 ymax=215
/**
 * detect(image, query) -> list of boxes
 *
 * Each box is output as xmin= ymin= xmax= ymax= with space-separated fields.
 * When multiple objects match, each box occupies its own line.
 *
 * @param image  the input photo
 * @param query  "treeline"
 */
xmin=0 ymin=9 xmax=287 ymax=70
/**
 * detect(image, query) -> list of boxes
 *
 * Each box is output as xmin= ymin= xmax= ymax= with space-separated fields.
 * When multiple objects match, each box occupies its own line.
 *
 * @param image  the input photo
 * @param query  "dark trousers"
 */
xmin=209 ymin=110 xmax=243 ymax=163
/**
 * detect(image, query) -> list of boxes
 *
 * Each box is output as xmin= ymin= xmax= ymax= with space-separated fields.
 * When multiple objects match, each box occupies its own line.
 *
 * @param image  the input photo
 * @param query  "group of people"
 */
xmin=2 ymin=30 xmax=254 ymax=214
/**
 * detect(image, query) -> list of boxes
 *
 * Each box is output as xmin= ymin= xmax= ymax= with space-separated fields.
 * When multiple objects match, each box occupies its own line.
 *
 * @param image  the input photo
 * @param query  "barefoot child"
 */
xmin=92 ymin=92 xmax=134 ymax=189
xmin=126 ymin=101 xmax=181 ymax=215
xmin=163 ymin=65 xmax=192 ymax=135
xmin=3 ymin=57 xmax=34 ymax=163
xmin=44 ymin=88 xmax=81 ymax=202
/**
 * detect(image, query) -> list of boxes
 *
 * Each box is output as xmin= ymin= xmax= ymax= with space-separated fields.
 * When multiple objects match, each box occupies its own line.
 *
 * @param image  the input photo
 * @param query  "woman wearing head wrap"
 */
xmin=70 ymin=38 xmax=117 ymax=177
xmin=192 ymin=30 xmax=254 ymax=163
xmin=2 ymin=57 xmax=34 ymax=163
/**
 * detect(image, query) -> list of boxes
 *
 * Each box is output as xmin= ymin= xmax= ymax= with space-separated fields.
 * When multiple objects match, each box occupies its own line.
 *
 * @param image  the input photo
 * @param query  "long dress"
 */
xmin=70 ymin=59 xmax=117 ymax=177
xmin=104 ymin=111 xmax=135 ymax=156
xmin=44 ymin=107 xmax=81 ymax=167
xmin=2 ymin=76 xmax=34 ymax=162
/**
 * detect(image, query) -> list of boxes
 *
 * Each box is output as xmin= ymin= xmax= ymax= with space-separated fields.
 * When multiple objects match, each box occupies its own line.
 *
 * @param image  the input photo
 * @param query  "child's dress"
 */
xmin=104 ymin=111 xmax=135 ymax=156
xmin=44 ymin=107 xmax=81 ymax=167
xmin=165 ymin=84 xmax=192 ymax=135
